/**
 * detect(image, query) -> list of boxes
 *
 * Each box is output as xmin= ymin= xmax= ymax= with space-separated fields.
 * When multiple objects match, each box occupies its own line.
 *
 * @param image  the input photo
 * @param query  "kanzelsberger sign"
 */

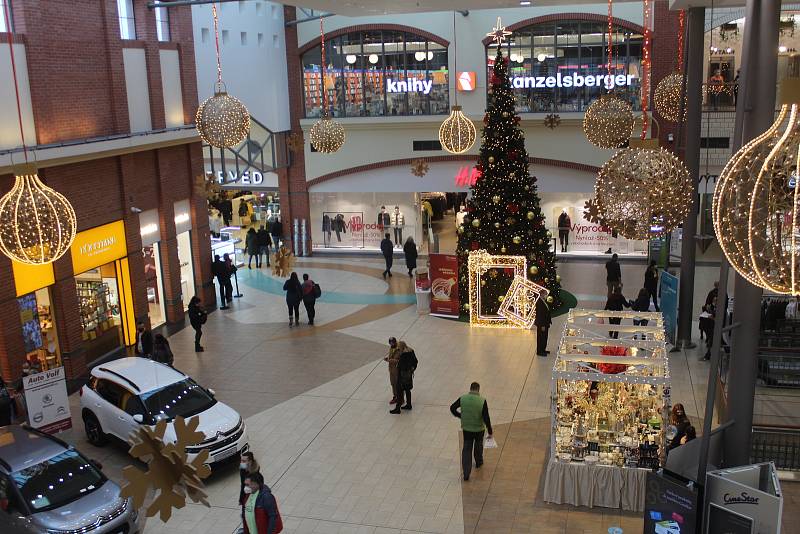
xmin=509 ymin=73 xmax=637 ymax=90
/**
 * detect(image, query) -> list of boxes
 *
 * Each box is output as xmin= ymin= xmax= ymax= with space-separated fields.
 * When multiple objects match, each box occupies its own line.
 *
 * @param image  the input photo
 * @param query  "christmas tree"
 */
xmin=456 ymin=48 xmax=561 ymax=318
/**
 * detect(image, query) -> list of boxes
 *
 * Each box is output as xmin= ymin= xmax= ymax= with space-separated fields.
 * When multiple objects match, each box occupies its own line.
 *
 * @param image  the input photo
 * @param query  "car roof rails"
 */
xmin=97 ymin=367 xmax=141 ymax=392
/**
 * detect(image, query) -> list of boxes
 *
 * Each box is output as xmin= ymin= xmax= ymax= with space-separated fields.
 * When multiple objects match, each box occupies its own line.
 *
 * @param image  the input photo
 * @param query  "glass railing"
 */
xmin=203 ymin=116 xmax=290 ymax=182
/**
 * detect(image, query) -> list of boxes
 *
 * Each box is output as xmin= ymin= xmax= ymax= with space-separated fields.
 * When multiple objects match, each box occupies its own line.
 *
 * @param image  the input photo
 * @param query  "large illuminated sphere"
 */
xmin=196 ymin=89 xmax=250 ymax=148
xmin=439 ymin=105 xmax=477 ymax=154
xmin=309 ymin=115 xmax=346 ymax=154
xmin=0 ymin=166 xmax=77 ymax=264
xmin=595 ymin=147 xmax=692 ymax=240
xmin=713 ymin=106 xmax=789 ymax=289
xmin=654 ymin=72 xmax=686 ymax=123
xmin=583 ymin=94 xmax=635 ymax=149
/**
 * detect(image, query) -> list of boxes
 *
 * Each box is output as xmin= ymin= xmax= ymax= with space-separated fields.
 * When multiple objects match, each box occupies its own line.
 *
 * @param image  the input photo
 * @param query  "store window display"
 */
xmin=17 ymin=289 xmax=61 ymax=372
xmin=142 ymin=245 xmax=166 ymax=327
xmin=390 ymin=206 xmax=405 ymax=247
xmin=558 ymin=209 xmax=572 ymax=253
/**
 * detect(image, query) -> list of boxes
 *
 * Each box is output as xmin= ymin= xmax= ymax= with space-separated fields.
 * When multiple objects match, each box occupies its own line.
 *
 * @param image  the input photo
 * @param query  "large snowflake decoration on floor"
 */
xmin=120 ymin=416 xmax=211 ymax=523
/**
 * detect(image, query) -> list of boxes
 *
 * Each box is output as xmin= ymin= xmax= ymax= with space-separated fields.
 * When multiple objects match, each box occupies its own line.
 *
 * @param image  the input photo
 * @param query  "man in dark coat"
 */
xmin=212 ymin=254 xmax=230 ymax=309
xmin=380 ymin=233 xmax=394 ymax=279
xmin=269 ymin=217 xmax=283 ymax=255
xmin=257 ymin=225 xmax=272 ymax=267
xmin=605 ymin=253 xmax=622 ymax=297
xmin=534 ymin=298 xmax=552 ymax=356
xmin=135 ymin=322 xmax=153 ymax=357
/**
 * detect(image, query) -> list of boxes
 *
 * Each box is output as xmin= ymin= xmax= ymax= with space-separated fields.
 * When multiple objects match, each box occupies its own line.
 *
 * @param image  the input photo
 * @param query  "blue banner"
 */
xmin=660 ymin=271 xmax=679 ymax=345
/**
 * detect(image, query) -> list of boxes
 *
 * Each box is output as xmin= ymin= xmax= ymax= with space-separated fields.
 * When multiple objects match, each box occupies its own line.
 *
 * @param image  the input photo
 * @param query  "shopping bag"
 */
xmin=484 ymin=435 xmax=498 ymax=449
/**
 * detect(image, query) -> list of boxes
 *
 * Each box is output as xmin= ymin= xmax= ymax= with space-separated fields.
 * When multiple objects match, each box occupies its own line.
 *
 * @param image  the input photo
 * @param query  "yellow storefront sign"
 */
xmin=12 ymin=260 xmax=55 ymax=297
xmin=71 ymin=220 xmax=128 ymax=274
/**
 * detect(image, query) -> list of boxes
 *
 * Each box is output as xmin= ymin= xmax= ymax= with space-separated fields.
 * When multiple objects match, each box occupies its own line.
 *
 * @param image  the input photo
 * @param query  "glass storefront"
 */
xmin=302 ymin=29 xmax=449 ymax=118
xmin=142 ymin=244 xmax=166 ymax=327
xmin=177 ymin=231 xmax=195 ymax=311
xmin=492 ymin=19 xmax=643 ymax=113
xmin=76 ymin=263 xmax=124 ymax=361
xmin=17 ymin=288 xmax=61 ymax=372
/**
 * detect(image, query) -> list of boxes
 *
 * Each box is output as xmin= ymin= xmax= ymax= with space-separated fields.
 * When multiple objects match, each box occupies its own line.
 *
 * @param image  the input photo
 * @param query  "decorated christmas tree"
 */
xmin=456 ymin=47 xmax=561 ymax=317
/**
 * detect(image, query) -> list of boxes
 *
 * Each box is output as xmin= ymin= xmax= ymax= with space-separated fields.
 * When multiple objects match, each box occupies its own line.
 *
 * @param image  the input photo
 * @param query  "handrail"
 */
xmin=203 ymin=114 xmax=290 ymax=181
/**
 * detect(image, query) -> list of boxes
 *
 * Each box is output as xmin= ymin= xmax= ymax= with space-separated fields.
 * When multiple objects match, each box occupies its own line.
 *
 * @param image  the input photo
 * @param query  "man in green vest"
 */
xmin=450 ymin=382 xmax=493 ymax=481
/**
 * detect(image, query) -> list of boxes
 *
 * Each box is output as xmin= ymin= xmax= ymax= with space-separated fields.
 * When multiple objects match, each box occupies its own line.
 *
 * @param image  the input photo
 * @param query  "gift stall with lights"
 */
xmin=543 ymin=309 xmax=671 ymax=512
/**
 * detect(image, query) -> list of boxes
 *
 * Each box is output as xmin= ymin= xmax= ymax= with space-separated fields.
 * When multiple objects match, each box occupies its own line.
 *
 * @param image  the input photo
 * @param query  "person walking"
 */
xmin=246 ymin=228 xmax=260 ymax=269
xmin=605 ymin=253 xmax=622 ymax=297
xmin=151 ymin=334 xmax=174 ymax=366
xmin=212 ymin=254 xmax=229 ymax=310
xmin=604 ymin=286 xmax=630 ymax=339
xmin=534 ymin=298 xmax=552 ymax=356
xmin=381 ymin=233 xmax=394 ymax=279
xmin=241 ymin=472 xmax=283 ymax=534
xmin=188 ymin=296 xmax=207 ymax=352
xmin=283 ymin=272 xmax=303 ymax=327
xmin=403 ymin=237 xmax=418 ymax=277
xmin=397 ymin=342 xmax=418 ymax=410
xmin=135 ymin=322 xmax=153 ymax=358
xmin=239 ymin=451 xmax=261 ymax=505
xmin=269 ymin=217 xmax=283 ymax=256
xmin=644 ymin=260 xmax=659 ymax=311
xmin=301 ymin=273 xmax=319 ymax=325
xmin=257 ymin=225 xmax=272 ymax=267
xmin=384 ymin=337 xmax=402 ymax=408
xmin=450 ymin=382 xmax=493 ymax=481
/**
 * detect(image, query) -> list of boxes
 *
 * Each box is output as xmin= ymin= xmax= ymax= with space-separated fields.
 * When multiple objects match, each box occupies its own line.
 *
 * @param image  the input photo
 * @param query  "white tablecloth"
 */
xmin=543 ymin=459 xmax=649 ymax=511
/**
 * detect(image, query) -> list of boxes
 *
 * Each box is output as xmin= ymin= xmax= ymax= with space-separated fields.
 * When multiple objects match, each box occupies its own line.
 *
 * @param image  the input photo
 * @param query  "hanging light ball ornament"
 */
xmin=654 ymin=72 xmax=686 ymax=123
xmin=309 ymin=113 xmax=346 ymax=154
xmin=595 ymin=141 xmax=692 ymax=240
xmin=0 ymin=165 xmax=77 ymax=264
xmin=439 ymin=106 xmax=476 ymax=154
xmin=196 ymin=83 xmax=250 ymax=148
xmin=583 ymin=94 xmax=635 ymax=149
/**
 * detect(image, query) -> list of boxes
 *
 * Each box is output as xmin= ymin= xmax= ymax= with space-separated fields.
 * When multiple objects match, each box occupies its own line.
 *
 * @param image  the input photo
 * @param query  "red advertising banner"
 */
xmin=429 ymin=253 xmax=460 ymax=318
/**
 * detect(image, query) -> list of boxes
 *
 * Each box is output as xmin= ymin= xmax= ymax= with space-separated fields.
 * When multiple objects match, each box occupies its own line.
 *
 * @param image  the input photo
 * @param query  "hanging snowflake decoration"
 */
xmin=544 ymin=113 xmax=561 ymax=130
xmin=120 ymin=416 xmax=212 ymax=523
xmin=411 ymin=158 xmax=429 ymax=177
xmin=583 ymin=198 xmax=605 ymax=225
xmin=286 ymin=131 xmax=305 ymax=152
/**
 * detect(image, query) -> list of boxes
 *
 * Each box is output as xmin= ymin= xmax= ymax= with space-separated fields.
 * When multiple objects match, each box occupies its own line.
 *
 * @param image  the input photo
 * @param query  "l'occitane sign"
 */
xmin=71 ymin=220 xmax=128 ymax=274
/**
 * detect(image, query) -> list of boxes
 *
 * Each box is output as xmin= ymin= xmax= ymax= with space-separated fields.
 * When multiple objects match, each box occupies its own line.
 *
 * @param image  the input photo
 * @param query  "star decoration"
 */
xmin=486 ymin=17 xmax=512 ymax=46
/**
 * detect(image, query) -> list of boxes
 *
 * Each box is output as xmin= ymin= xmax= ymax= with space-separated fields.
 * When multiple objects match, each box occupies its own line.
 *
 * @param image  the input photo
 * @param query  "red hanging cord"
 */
xmin=4 ymin=2 xmax=28 ymax=162
xmin=607 ymin=0 xmax=613 ymax=82
xmin=641 ymin=0 xmax=652 ymax=139
xmin=319 ymin=18 xmax=327 ymax=116
xmin=212 ymin=3 xmax=222 ymax=85
xmin=677 ymin=10 xmax=685 ymax=73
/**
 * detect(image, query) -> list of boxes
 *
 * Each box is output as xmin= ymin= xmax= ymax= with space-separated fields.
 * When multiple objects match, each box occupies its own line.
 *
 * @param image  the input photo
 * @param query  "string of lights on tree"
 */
xmin=713 ymin=56 xmax=800 ymax=295
xmin=654 ymin=10 xmax=687 ymax=123
xmin=0 ymin=4 xmax=76 ymax=265
xmin=439 ymin=12 xmax=477 ymax=154
xmin=455 ymin=17 xmax=561 ymax=319
xmin=196 ymin=3 xmax=250 ymax=149
xmin=592 ymin=0 xmax=692 ymax=241
xmin=582 ymin=0 xmax=635 ymax=149
xmin=309 ymin=18 xmax=346 ymax=154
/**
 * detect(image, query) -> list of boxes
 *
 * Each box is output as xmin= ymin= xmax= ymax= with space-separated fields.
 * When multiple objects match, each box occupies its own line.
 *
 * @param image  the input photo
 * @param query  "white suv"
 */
xmin=79 ymin=358 xmax=248 ymax=466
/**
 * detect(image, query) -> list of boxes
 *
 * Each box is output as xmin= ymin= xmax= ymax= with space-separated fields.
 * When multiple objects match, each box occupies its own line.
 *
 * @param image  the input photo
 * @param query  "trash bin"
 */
xmin=415 ymin=288 xmax=431 ymax=314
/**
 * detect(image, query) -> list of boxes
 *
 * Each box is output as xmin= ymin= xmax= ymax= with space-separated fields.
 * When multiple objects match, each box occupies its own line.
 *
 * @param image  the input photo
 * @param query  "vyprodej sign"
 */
xmin=387 ymin=72 xmax=637 ymax=93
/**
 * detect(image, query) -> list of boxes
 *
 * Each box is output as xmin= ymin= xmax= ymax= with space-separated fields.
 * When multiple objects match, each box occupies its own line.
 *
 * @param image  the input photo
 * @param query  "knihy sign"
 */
xmin=24 ymin=367 xmax=72 ymax=434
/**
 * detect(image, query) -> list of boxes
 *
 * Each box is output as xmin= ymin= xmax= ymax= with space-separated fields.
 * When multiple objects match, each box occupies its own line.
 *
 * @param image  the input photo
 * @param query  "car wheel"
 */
xmin=83 ymin=412 xmax=108 ymax=446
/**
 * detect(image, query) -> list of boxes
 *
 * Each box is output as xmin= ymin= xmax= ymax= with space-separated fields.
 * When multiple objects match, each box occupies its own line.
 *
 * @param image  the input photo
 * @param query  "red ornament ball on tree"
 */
xmin=470 ymin=241 xmax=480 ymax=251
xmin=507 ymin=203 xmax=519 ymax=213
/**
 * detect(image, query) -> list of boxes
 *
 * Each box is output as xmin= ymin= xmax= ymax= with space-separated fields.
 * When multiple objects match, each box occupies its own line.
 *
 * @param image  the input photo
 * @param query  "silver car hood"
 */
xmin=31 ymin=480 xmax=128 ymax=531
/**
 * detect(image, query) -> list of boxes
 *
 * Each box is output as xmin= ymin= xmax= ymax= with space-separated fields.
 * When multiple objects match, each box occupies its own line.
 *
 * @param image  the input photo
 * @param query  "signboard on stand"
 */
xmin=643 ymin=471 xmax=699 ymax=534
xmin=429 ymin=254 xmax=460 ymax=318
xmin=660 ymin=270 xmax=679 ymax=345
xmin=23 ymin=367 xmax=72 ymax=434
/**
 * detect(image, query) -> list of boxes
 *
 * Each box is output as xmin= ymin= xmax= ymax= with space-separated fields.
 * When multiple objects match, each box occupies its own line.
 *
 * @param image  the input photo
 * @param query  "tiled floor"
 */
xmin=54 ymin=255 xmax=799 ymax=534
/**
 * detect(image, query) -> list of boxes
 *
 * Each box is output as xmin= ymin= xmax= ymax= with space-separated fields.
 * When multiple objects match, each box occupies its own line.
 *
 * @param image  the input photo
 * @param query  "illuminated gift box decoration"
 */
xmin=467 ymin=250 xmax=527 ymax=328
xmin=497 ymin=275 xmax=549 ymax=329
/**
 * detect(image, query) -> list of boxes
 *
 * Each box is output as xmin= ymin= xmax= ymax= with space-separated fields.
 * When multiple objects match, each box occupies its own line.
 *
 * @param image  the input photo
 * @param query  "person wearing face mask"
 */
xmin=242 ymin=472 xmax=283 ymax=534
xmin=239 ymin=451 xmax=261 ymax=505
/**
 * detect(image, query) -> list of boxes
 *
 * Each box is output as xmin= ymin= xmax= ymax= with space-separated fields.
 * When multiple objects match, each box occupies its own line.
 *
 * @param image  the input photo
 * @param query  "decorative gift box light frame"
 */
xmin=564 ymin=308 xmax=666 ymax=342
xmin=497 ymin=275 xmax=549 ymax=329
xmin=467 ymin=250 xmax=527 ymax=328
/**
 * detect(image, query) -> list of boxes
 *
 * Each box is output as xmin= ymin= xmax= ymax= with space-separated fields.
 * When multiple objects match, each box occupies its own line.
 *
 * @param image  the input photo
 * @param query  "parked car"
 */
xmin=0 ymin=424 xmax=140 ymax=533
xmin=79 ymin=357 xmax=248 ymax=466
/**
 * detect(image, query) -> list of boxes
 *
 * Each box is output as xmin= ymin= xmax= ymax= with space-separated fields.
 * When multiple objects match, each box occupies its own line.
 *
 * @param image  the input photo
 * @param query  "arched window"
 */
xmin=486 ymin=19 xmax=643 ymax=113
xmin=302 ymin=29 xmax=449 ymax=118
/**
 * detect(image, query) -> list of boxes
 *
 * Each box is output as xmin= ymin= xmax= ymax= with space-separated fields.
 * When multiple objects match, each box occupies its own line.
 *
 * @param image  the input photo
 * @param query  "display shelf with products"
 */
xmin=76 ymin=279 xmax=118 ymax=340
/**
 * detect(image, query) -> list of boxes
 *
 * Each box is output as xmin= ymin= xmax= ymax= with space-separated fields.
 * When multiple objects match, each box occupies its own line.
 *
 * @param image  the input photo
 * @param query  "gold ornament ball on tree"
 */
xmin=513 ymin=236 xmax=521 ymax=244
xmin=498 ymin=295 xmax=505 ymax=302
xmin=457 ymin=226 xmax=464 ymax=234
xmin=492 ymin=195 xmax=501 ymax=204
xmin=527 ymin=211 xmax=535 ymax=220
xmin=439 ymin=105 xmax=477 ymax=154
xmin=196 ymin=86 xmax=250 ymax=148
xmin=529 ymin=266 xmax=538 ymax=275
xmin=500 ymin=246 xmax=506 ymax=253
xmin=546 ymin=295 xmax=554 ymax=304
xmin=0 ymin=166 xmax=77 ymax=264
xmin=654 ymin=72 xmax=686 ymax=123
xmin=556 ymin=274 xmax=561 ymax=282
xmin=309 ymin=115 xmax=346 ymax=154
xmin=472 ymin=218 xmax=481 ymax=227
xmin=488 ymin=156 xmax=495 ymax=163
xmin=494 ymin=222 xmax=501 ymax=229
xmin=583 ymin=94 xmax=635 ymax=149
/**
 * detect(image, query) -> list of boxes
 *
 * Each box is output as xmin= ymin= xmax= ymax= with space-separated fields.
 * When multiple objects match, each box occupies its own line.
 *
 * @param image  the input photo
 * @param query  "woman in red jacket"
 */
xmin=242 ymin=472 xmax=282 ymax=534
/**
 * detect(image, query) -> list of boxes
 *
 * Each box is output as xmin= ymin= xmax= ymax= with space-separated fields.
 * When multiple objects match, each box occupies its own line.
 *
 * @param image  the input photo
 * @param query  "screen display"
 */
xmin=17 ymin=294 xmax=42 ymax=353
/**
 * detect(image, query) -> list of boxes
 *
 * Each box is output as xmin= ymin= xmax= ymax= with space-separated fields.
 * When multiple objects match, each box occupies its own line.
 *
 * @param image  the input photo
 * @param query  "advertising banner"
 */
xmin=643 ymin=471 xmax=699 ymax=534
xmin=660 ymin=270 xmax=679 ymax=345
xmin=23 ymin=367 xmax=72 ymax=434
xmin=705 ymin=463 xmax=782 ymax=534
xmin=429 ymin=253 xmax=459 ymax=318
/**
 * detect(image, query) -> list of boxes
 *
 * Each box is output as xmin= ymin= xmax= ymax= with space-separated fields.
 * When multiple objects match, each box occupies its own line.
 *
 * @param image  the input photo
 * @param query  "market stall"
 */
xmin=543 ymin=309 xmax=671 ymax=512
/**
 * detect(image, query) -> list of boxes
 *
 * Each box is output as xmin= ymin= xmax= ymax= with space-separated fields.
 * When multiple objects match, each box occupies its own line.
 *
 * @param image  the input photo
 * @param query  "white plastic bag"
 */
xmin=484 ymin=435 xmax=498 ymax=449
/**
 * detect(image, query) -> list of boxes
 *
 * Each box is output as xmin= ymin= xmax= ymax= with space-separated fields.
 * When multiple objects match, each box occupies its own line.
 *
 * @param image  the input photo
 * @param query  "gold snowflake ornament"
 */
xmin=583 ymin=198 xmax=604 ymax=225
xmin=120 ymin=416 xmax=211 ymax=523
xmin=544 ymin=113 xmax=561 ymax=129
xmin=286 ymin=131 xmax=305 ymax=152
xmin=411 ymin=159 xmax=429 ymax=177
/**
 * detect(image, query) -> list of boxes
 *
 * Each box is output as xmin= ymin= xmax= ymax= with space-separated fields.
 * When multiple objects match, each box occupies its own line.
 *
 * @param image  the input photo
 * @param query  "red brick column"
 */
xmin=50 ymin=255 xmax=85 ymax=379
xmin=155 ymin=147 xmax=188 ymax=323
xmin=186 ymin=143 xmax=217 ymax=309
xmin=652 ymin=0 xmax=683 ymax=152
xmin=282 ymin=6 xmax=312 ymax=254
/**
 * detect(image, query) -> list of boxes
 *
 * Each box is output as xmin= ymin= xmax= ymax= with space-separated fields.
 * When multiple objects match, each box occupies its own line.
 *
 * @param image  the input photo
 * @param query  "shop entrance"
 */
xmin=207 ymin=188 xmax=281 ymax=265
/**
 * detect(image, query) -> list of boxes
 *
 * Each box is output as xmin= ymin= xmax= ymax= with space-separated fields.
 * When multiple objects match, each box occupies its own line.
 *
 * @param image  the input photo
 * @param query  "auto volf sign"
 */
xmin=23 ymin=367 xmax=72 ymax=434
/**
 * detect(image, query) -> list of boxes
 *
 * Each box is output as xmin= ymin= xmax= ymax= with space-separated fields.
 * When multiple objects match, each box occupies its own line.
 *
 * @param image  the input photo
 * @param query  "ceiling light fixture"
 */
xmin=345 ymin=54 xmax=357 ymax=64
xmin=368 ymin=53 xmax=379 ymax=64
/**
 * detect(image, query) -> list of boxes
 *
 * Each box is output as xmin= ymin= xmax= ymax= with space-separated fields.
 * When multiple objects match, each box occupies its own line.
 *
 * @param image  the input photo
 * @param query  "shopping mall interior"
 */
xmin=1 ymin=0 xmax=799 ymax=533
